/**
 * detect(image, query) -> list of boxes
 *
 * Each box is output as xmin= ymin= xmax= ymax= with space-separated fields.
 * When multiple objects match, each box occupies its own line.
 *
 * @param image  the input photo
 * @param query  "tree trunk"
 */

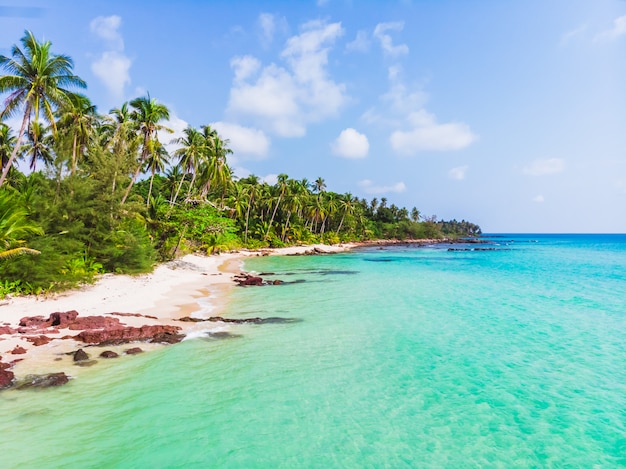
xmin=147 ymin=170 xmax=155 ymax=207
xmin=71 ymin=132 xmax=78 ymax=175
xmin=0 ymin=108 xmax=30 ymax=188
xmin=120 ymin=160 xmax=144 ymax=205
xmin=265 ymin=194 xmax=282 ymax=239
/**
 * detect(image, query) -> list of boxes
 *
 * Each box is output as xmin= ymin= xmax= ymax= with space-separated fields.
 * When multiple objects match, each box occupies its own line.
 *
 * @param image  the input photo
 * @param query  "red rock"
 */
xmin=25 ymin=335 xmax=52 ymax=346
xmin=68 ymin=315 xmax=121 ymax=330
xmin=10 ymin=346 xmax=26 ymax=355
xmin=0 ymin=326 xmax=15 ymax=335
xmin=76 ymin=325 xmax=183 ymax=345
xmin=99 ymin=351 xmax=119 ymax=358
xmin=0 ymin=358 xmax=14 ymax=389
xmin=125 ymin=347 xmax=143 ymax=355
xmin=19 ymin=315 xmax=46 ymax=327
xmin=47 ymin=311 xmax=79 ymax=327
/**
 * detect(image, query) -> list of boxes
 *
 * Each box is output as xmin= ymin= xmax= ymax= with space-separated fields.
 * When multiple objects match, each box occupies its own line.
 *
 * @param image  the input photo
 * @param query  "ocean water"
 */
xmin=1 ymin=234 xmax=626 ymax=467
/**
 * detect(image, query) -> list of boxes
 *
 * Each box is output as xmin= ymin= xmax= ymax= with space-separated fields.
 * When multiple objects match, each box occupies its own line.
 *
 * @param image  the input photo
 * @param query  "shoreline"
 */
xmin=0 ymin=243 xmax=353 ymax=389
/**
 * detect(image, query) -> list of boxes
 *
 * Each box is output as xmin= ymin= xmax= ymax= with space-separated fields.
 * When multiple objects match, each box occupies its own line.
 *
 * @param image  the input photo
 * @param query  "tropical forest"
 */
xmin=0 ymin=31 xmax=480 ymax=297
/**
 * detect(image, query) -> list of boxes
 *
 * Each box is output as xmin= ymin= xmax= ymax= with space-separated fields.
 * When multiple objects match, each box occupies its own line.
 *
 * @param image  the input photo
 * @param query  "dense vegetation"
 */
xmin=0 ymin=31 xmax=480 ymax=297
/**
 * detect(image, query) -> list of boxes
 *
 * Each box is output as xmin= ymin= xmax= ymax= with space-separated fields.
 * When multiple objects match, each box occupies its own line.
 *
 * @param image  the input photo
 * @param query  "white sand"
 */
xmin=0 ymin=244 xmax=353 ymax=379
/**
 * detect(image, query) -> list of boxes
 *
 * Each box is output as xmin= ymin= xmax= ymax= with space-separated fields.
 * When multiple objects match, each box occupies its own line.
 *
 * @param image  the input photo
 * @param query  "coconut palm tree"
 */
xmin=171 ymin=125 xmax=204 ymax=207
xmin=144 ymin=141 xmax=169 ymax=206
xmin=120 ymin=95 xmax=171 ymax=205
xmin=56 ymin=93 xmax=98 ymax=174
xmin=0 ymin=124 xmax=17 ymax=173
xmin=0 ymin=30 xmax=86 ymax=187
xmin=265 ymin=173 xmax=289 ymax=239
xmin=22 ymin=121 xmax=53 ymax=171
xmin=336 ymin=193 xmax=356 ymax=235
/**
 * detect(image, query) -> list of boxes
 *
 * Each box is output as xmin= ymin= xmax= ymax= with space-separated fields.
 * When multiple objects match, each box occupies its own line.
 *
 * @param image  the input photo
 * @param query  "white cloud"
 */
xmin=373 ymin=22 xmax=409 ymax=56
xmin=449 ymin=165 xmax=468 ymax=180
xmin=91 ymin=52 xmax=131 ymax=100
xmin=594 ymin=15 xmax=626 ymax=42
xmin=227 ymin=20 xmax=347 ymax=137
xmin=522 ymin=158 xmax=565 ymax=176
xmin=533 ymin=195 xmax=545 ymax=203
xmin=90 ymin=15 xmax=131 ymax=100
xmin=157 ymin=112 xmax=188 ymax=154
xmin=390 ymin=110 xmax=477 ymax=155
xmin=231 ymin=55 xmax=261 ymax=83
xmin=359 ymin=179 xmax=406 ymax=195
xmin=210 ymin=121 xmax=270 ymax=159
xmin=258 ymin=13 xmax=287 ymax=47
xmin=258 ymin=13 xmax=275 ymax=45
xmin=346 ymin=30 xmax=370 ymax=53
xmin=262 ymin=173 xmax=278 ymax=185
xmin=331 ymin=128 xmax=369 ymax=159
xmin=90 ymin=15 xmax=124 ymax=50
xmin=382 ymin=66 xmax=428 ymax=114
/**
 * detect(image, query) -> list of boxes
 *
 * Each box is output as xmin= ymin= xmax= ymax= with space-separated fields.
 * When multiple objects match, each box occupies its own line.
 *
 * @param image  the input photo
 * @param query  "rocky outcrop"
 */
xmin=99 ymin=351 xmax=119 ymax=359
xmin=234 ymin=273 xmax=264 ymax=286
xmin=0 ymin=326 xmax=15 ymax=335
xmin=75 ymin=325 xmax=183 ymax=345
xmin=19 ymin=311 xmax=122 ymax=332
xmin=73 ymin=349 xmax=89 ymax=362
xmin=16 ymin=372 xmax=69 ymax=389
xmin=124 ymin=347 xmax=143 ymax=355
xmin=233 ymin=272 xmax=288 ymax=287
xmin=67 ymin=316 xmax=121 ymax=330
xmin=10 ymin=346 xmax=27 ymax=355
xmin=25 ymin=335 xmax=52 ymax=346
xmin=0 ymin=356 xmax=15 ymax=389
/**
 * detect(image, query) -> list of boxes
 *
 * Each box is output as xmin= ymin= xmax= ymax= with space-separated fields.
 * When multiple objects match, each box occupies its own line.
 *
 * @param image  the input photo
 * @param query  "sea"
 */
xmin=1 ymin=234 xmax=625 ymax=468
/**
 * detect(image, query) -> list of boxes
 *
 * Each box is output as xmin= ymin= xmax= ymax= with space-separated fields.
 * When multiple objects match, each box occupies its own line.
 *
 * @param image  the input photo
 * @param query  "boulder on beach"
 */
xmin=124 ymin=347 xmax=143 ymax=355
xmin=10 ymin=346 xmax=27 ymax=355
xmin=73 ymin=349 xmax=89 ymax=362
xmin=99 ymin=351 xmax=119 ymax=359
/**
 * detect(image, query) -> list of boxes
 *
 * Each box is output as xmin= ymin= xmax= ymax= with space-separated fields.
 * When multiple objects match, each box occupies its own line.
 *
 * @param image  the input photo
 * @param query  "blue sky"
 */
xmin=1 ymin=0 xmax=625 ymax=233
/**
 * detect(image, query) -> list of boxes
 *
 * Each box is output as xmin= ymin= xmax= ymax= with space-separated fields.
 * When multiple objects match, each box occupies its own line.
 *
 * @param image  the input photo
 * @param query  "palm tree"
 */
xmin=336 ymin=193 xmax=356 ymax=235
xmin=23 ymin=121 xmax=54 ymax=171
xmin=0 ymin=124 xmax=17 ymax=173
xmin=241 ymin=174 xmax=260 ymax=244
xmin=410 ymin=207 xmax=421 ymax=223
xmin=171 ymin=125 xmax=204 ymax=207
xmin=144 ymin=141 xmax=169 ymax=206
xmin=120 ymin=95 xmax=171 ymax=205
xmin=56 ymin=93 xmax=98 ymax=174
xmin=266 ymin=173 xmax=288 ymax=239
xmin=0 ymin=30 xmax=86 ymax=187
xmin=0 ymin=189 xmax=43 ymax=258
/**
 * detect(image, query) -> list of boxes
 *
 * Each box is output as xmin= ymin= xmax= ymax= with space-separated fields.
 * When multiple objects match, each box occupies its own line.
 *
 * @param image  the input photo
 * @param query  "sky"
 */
xmin=1 ymin=0 xmax=625 ymax=233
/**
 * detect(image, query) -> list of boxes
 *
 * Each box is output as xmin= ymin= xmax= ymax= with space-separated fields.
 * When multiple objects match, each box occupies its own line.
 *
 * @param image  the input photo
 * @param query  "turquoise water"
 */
xmin=1 ymin=234 xmax=626 ymax=467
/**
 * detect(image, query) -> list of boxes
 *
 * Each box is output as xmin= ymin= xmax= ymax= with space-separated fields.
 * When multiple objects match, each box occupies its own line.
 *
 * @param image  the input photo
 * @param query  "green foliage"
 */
xmin=0 ymin=30 xmax=483 ymax=296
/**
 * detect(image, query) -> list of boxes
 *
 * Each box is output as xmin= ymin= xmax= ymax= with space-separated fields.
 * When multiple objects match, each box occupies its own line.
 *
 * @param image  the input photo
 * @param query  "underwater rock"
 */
xmin=16 ymin=372 xmax=69 ymax=389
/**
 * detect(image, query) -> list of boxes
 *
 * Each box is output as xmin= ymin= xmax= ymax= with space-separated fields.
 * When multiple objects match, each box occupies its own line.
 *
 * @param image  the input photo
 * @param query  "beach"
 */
xmin=0 ymin=244 xmax=352 ymax=386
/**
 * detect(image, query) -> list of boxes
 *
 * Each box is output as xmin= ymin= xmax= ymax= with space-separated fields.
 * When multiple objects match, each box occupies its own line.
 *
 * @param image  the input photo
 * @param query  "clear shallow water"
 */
xmin=1 ymin=234 xmax=626 ymax=467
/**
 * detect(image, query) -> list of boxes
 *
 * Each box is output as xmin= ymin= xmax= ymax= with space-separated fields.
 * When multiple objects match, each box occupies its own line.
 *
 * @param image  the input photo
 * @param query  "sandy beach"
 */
xmin=0 ymin=244 xmax=352 ymax=385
